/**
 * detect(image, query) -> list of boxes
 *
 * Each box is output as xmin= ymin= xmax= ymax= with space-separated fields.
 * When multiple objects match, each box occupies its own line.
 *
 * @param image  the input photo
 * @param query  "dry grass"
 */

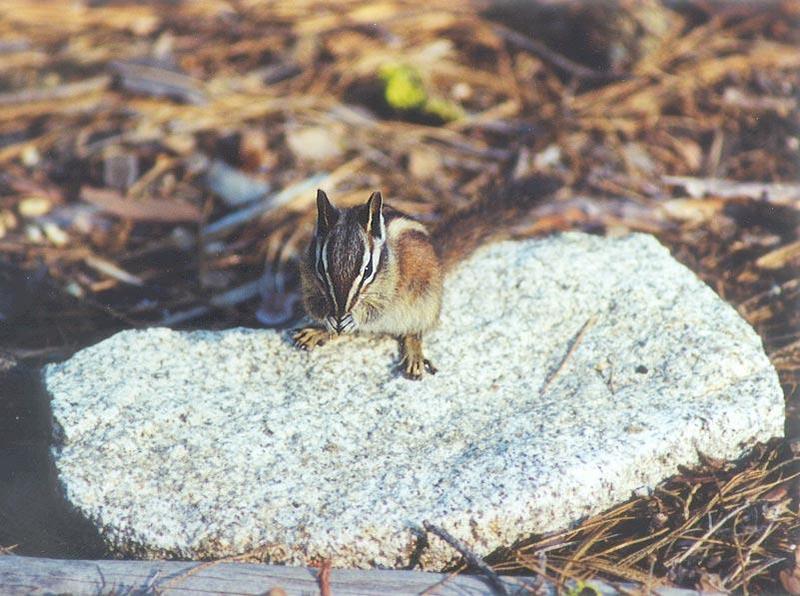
xmin=490 ymin=440 xmax=800 ymax=593
xmin=0 ymin=0 xmax=797 ymax=591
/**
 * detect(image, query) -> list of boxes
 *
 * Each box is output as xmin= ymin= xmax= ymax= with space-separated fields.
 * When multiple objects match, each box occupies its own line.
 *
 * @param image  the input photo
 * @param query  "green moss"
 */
xmin=424 ymin=96 xmax=465 ymax=122
xmin=379 ymin=63 xmax=426 ymax=110
xmin=378 ymin=62 xmax=463 ymax=122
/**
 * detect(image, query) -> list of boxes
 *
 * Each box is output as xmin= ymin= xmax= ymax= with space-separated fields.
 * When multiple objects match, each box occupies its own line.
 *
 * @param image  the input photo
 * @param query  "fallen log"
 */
xmin=0 ymin=555 xmax=710 ymax=595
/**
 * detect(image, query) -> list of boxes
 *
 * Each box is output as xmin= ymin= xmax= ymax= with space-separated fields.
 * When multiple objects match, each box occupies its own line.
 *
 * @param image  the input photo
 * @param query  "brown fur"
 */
xmin=396 ymin=229 xmax=437 ymax=297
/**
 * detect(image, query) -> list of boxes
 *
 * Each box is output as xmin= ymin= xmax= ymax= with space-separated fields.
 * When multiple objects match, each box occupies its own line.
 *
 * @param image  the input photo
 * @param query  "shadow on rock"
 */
xmin=0 ymin=352 xmax=106 ymax=558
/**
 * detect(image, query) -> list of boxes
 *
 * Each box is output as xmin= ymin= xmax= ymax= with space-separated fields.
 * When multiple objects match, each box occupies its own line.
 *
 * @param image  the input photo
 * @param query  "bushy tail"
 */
xmin=431 ymin=174 xmax=562 ymax=272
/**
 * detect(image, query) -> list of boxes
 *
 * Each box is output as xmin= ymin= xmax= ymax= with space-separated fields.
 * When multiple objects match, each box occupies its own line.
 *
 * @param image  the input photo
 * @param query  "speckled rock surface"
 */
xmin=45 ymin=233 xmax=783 ymax=568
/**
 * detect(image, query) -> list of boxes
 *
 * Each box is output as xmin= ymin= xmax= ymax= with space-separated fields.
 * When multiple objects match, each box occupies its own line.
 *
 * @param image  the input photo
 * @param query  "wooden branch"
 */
xmin=80 ymin=186 xmax=202 ymax=223
xmin=422 ymin=521 xmax=510 ymax=596
xmin=0 ymin=75 xmax=111 ymax=106
xmin=0 ymin=556 xmax=537 ymax=595
xmin=662 ymin=176 xmax=800 ymax=206
xmin=0 ymin=555 xmax=708 ymax=595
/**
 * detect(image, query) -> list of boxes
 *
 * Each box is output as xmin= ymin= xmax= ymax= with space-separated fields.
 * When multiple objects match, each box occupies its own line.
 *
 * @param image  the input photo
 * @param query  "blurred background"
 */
xmin=0 ymin=1 xmax=798 ymax=588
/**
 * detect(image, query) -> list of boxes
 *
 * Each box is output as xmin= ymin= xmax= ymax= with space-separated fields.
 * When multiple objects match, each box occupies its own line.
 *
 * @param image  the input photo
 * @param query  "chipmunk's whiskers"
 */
xmin=339 ymin=314 xmax=356 ymax=333
xmin=326 ymin=313 xmax=355 ymax=334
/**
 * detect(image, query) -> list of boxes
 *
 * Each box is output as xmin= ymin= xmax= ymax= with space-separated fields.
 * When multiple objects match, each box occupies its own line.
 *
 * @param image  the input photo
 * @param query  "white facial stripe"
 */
xmin=320 ymin=236 xmax=338 ymax=313
xmin=344 ymin=235 xmax=384 ymax=312
xmin=369 ymin=241 xmax=382 ymax=281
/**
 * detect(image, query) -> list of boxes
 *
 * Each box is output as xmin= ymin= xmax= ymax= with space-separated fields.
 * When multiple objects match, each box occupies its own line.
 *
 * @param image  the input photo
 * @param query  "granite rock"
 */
xmin=45 ymin=233 xmax=784 ymax=568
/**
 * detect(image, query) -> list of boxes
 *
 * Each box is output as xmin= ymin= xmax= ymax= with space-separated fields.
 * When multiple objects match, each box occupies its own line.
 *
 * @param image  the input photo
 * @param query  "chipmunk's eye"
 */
xmin=363 ymin=258 xmax=373 ymax=279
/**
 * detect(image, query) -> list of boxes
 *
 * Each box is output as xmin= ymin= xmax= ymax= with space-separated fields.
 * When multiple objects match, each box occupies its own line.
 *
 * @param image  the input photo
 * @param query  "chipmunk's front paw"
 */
xmin=293 ymin=327 xmax=331 ymax=351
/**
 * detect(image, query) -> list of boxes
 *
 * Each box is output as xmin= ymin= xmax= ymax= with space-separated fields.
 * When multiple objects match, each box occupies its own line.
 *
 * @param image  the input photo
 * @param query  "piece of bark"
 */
xmin=80 ymin=187 xmax=201 ymax=223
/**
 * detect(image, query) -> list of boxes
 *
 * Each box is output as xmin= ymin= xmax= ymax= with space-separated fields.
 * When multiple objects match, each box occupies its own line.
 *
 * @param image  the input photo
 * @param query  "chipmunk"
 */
xmin=293 ymin=175 xmax=560 ymax=379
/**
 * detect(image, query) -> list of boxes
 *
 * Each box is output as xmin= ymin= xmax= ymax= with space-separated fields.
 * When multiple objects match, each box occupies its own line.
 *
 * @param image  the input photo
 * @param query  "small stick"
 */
xmin=0 ymin=75 xmax=111 ymax=106
xmin=154 ymin=544 xmax=280 ymax=593
xmin=84 ymin=254 xmax=144 ymax=287
xmin=201 ymin=173 xmax=327 ymax=239
xmin=420 ymin=567 xmax=467 ymax=596
xmin=209 ymin=279 xmax=260 ymax=308
xmin=668 ymin=502 xmax=750 ymax=567
xmin=722 ymin=521 xmax=776 ymax=588
xmin=539 ymin=315 xmax=597 ymax=396
xmin=422 ymin=521 xmax=509 ymax=596
xmin=154 ymin=560 xmax=221 ymax=593
xmin=158 ymin=305 xmax=211 ymax=327
xmin=662 ymin=175 xmax=800 ymax=205
xmin=317 ymin=559 xmax=332 ymax=596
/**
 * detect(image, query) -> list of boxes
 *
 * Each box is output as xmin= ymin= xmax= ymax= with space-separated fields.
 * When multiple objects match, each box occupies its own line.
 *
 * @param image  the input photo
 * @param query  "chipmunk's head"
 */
xmin=311 ymin=189 xmax=386 ymax=334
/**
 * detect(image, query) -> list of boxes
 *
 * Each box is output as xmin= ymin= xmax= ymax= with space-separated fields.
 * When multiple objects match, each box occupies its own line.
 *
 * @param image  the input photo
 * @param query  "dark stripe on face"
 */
xmin=345 ymin=230 xmax=388 ymax=311
xmin=312 ymin=235 xmax=337 ymax=313
xmin=327 ymin=223 xmax=365 ymax=316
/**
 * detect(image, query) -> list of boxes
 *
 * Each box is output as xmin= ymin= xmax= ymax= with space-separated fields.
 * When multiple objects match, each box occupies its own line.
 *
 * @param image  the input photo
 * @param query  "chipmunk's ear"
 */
xmin=363 ymin=191 xmax=385 ymax=241
xmin=316 ymin=189 xmax=338 ymax=235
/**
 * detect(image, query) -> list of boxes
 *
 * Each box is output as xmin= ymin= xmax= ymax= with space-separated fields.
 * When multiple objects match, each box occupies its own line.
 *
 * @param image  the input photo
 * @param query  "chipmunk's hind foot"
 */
xmin=293 ymin=327 xmax=331 ymax=351
xmin=399 ymin=334 xmax=437 ymax=380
